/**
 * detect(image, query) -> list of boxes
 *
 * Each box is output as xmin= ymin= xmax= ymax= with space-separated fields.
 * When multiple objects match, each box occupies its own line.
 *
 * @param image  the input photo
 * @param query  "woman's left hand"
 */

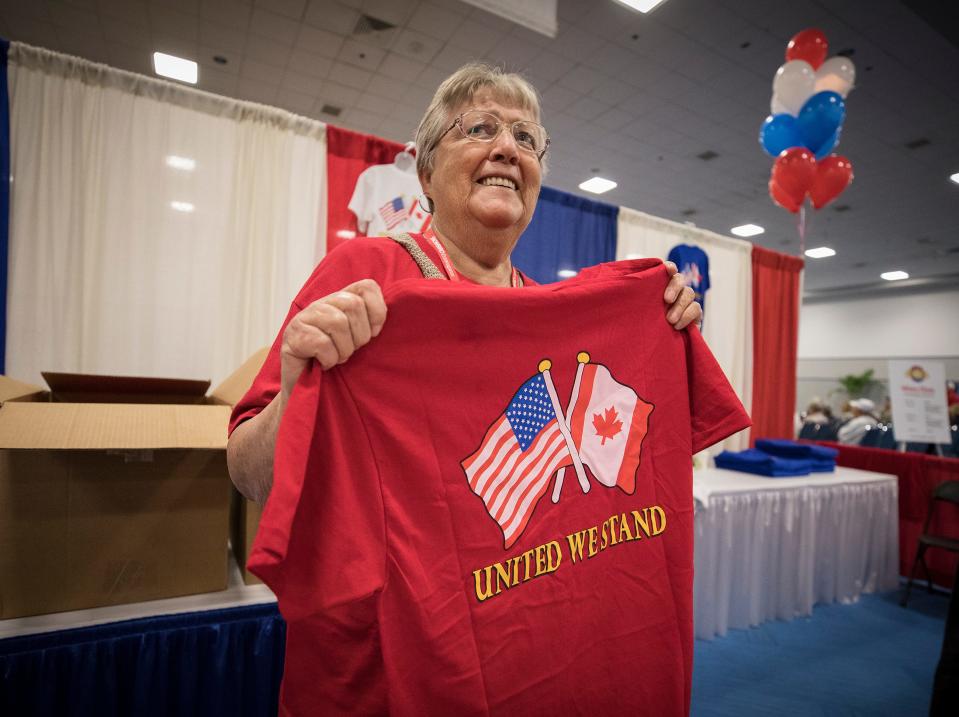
xmin=663 ymin=261 xmax=703 ymax=330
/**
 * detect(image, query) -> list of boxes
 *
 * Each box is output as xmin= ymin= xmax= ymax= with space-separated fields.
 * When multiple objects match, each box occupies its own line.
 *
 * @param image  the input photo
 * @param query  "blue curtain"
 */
xmin=0 ymin=604 xmax=286 ymax=717
xmin=0 ymin=38 xmax=9 ymax=372
xmin=512 ymin=186 xmax=618 ymax=285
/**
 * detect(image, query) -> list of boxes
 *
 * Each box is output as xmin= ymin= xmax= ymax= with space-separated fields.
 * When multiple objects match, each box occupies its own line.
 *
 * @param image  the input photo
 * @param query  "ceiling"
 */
xmin=1 ymin=0 xmax=958 ymax=294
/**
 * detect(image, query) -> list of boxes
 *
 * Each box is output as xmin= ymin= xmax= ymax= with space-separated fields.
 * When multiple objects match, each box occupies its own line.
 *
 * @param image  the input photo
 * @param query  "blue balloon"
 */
xmin=759 ymin=114 xmax=803 ymax=157
xmin=797 ymin=91 xmax=846 ymax=156
xmin=814 ymin=126 xmax=841 ymax=160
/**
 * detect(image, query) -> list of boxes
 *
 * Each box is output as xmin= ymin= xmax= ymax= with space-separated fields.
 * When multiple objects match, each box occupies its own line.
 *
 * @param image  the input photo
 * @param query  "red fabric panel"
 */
xmin=326 ymin=125 xmax=407 ymax=254
xmin=817 ymin=441 xmax=959 ymax=588
xmin=750 ymin=246 xmax=804 ymax=443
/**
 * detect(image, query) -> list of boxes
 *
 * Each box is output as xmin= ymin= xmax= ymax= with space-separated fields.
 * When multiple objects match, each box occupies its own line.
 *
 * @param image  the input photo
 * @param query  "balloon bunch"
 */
xmin=759 ymin=29 xmax=855 ymax=213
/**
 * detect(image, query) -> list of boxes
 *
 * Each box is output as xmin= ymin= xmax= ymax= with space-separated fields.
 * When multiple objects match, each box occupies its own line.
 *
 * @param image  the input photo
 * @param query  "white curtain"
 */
xmin=6 ymin=43 xmax=326 ymax=387
xmin=617 ymin=207 xmax=753 ymax=452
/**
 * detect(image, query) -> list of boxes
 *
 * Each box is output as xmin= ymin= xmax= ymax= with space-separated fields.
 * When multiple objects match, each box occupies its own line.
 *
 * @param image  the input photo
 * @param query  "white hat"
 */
xmin=850 ymin=398 xmax=875 ymax=413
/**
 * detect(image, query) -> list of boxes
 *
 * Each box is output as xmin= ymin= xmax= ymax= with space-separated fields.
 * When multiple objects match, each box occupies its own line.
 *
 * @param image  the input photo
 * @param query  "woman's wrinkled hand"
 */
xmin=280 ymin=279 xmax=387 ymax=400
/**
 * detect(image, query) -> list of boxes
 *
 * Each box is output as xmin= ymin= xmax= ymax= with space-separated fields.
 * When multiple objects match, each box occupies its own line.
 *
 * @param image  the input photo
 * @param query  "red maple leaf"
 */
xmin=592 ymin=406 xmax=623 ymax=446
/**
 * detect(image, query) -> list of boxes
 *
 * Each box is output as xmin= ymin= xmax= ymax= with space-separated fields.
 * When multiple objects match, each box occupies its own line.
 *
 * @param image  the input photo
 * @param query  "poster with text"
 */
xmin=888 ymin=360 xmax=951 ymax=444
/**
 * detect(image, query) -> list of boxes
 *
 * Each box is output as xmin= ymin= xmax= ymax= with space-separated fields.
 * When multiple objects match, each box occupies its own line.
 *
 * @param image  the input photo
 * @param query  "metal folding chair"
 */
xmin=901 ymin=480 xmax=959 ymax=607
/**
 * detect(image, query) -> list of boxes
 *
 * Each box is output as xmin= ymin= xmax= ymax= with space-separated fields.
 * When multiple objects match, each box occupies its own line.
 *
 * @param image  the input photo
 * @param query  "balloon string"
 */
xmin=797 ymin=201 xmax=807 ymax=256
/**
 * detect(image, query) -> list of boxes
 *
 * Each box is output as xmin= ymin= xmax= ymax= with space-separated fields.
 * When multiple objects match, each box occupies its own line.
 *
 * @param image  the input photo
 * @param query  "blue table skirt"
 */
xmin=0 ymin=603 xmax=285 ymax=717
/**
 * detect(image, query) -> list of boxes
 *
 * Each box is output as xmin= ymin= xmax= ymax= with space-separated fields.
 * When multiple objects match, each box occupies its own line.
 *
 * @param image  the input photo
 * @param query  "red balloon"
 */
xmin=786 ymin=28 xmax=828 ymax=70
xmin=771 ymin=147 xmax=817 ymax=208
xmin=768 ymin=178 xmax=800 ymax=213
xmin=810 ymin=155 xmax=854 ymax=209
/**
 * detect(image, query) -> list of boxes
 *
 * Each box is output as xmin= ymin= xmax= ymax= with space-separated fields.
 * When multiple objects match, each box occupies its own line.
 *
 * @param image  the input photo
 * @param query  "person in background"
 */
xmin=837 ymin=398 xmax=879 ymax=445
xmin=802 ymin=398 xmax=832 ymax=425
xmin=879 ymin=396 xmax=893 ymax=423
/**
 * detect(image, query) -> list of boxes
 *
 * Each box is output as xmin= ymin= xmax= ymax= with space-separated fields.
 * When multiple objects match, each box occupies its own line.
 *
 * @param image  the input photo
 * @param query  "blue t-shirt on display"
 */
xmin=667 ymin=244 xmax=710 ymax=314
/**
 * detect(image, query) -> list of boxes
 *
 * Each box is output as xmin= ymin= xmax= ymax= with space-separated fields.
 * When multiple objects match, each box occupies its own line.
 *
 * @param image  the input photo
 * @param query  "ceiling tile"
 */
xmin=378 ymin=51 xmax=426 ymax=82
xmin=303 ymin=0 xmax=359 ymax=35
xmin=286 ymin=49 xmax=333 ymax=78
xmin=244 ymin=36 xmax=292 ymax=68
xmin=328 ymin=60 xmax=372 ymax=89
xmin=407 ymin=2 xmax=463 ymax=41
xmin=335 ymin=38 xmax=386 ymax=71
xmin=249 ymin=8 xmax=300 ymax=44
xmin=276 ymin=86 xmax=317 ymax=113
xmin=199 ymin=21 xmax=247 ymax=54
xmin=390 ymin=27 xmax=443 ymax=64
xmin=239 ymin=56 xmax=282 ymax=83
xmin=200 ymin=0 xmax=252 ymax=33
xmin=280 ymin=68 xmax=322 ymax=94
xmin=316 ymin=79 xmax=360 ymax=106
xmin=253 ymin=0 xmax=306 ymax=21
xmin=294 ymin=24 xmax=344 ymax=57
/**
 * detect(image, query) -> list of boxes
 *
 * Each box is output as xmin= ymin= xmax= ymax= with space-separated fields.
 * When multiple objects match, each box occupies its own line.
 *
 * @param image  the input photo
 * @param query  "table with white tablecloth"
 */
xmin=693 ymin=465 xmax=899 ymax=640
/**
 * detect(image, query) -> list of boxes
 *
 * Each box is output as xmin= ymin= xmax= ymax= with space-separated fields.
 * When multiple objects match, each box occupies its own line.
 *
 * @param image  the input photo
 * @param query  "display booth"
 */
xmin=0 ymin=40 xmax=846 ymax=716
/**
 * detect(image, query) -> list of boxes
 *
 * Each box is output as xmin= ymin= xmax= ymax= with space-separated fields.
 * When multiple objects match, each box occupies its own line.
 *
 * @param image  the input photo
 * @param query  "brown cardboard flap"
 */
xmin=0 ymin=403 xmax=231 ymax=449
xmin=42 ymin=372 xmax=211 ymax=404
xmin=210 ymin=348 xmax=269 ymax=406
xmin=0 ymin=375 xmax=46 ymax=403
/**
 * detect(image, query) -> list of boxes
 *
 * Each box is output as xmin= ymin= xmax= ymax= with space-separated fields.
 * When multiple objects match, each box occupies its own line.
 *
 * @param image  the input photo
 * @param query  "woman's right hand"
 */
xmin=279 ymin=279 xmax=387 ymax=401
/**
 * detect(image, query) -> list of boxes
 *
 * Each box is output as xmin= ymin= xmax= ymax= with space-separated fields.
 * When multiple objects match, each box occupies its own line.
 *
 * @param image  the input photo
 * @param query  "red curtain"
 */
xmin=817 ymin=442 xmax=959 ymax=587
xmin=326 ymin=125 xmax=406 ymax=254
xmin=750 ymin=246 xmax=804 ymax=443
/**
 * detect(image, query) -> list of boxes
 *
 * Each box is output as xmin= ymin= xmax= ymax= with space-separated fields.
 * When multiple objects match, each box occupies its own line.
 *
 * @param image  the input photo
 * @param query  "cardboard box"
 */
xmin=0 ymin=354 xmax=264 ymax=619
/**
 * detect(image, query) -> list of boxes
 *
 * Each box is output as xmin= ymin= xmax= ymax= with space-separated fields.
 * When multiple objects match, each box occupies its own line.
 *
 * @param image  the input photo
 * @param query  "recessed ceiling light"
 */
xmin=557 ymin=269 xmax=578 ymax=278
xmin=170 ymin=201 xmax=194 ymax=212
xmin=579 ymin=177 xmax=617 ymax=194
xmin=731 ymin=223 xmax=764 ymax=237
xmin=805 ymin=246 xmax=836 ymax=258
xmin=165 ymin=155 xmax=196 ymax=171
xmin=880 ymin=270 xmax=909 ymax=281
xmin=950 ymin=172 xmax=959 ymax=185
xmin=153 ymin=52 xmax=198 ymax=84
xmin=613 ymin=0 xmax=668 ymax=13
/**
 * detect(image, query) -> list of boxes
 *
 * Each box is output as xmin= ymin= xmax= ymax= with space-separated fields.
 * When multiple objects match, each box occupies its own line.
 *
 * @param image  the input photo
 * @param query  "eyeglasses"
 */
xmin=434 ymin=110 xmax=550 ymax=160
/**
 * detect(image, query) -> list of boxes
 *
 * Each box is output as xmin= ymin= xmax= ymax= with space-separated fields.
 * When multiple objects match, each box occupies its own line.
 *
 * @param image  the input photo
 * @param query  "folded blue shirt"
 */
xmin=714 ymin=449 xmax=813 ymax=477
xmin=754 ymin=439 xmax=837 ymax=472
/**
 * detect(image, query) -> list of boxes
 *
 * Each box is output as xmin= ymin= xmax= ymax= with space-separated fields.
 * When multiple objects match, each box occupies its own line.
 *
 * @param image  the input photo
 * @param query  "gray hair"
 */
xmin=414 ymin=62 xmax=543 ymax=179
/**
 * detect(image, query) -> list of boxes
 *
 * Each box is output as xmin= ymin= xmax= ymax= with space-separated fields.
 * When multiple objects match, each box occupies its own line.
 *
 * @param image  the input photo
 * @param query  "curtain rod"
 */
xmin=8 ymin=41 xmax=326 ymax=139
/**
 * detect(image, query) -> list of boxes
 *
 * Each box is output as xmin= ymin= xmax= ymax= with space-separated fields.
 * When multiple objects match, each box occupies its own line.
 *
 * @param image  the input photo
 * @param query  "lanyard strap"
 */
xmin=423 ymin=227 xmax=520 ymax=287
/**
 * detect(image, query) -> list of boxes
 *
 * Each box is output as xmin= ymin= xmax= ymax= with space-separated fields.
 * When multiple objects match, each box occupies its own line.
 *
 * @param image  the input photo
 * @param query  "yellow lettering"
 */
xmin=547 ymin=541 xmax=562 ymax=572
xmin=493 ymin=561 xmax=511 ymax=594
xmin=619 ymin=513 xmax=634 ymax=542
xmin=535 ymin=544 xmax=549 ymax=576
xmin=650 ymin=505 xmax=667 ymax=536
xmin=522 ymin=548 xmax=536 ymax=580
xmin=473 ymin=566 xmax=494 ymax=602
xmin=632 ymin=508 xmax=651 ymax=538
xmin=565 ymin=530 xmax=589 ymax=563
xmin=600 ymin=520 xmax=609 ymax=551
xmin=587 ymin=526 xmax=599 ymax=557
xmin=608 ymin=514 xmax=620 ymax=545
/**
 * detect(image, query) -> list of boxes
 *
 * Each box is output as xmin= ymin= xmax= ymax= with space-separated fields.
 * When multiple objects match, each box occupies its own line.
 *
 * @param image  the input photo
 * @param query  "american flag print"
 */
xmin=462 ymin=373 xmax=574 ymax=549
xmin=378 ymin=196 xmax=407 ymax=230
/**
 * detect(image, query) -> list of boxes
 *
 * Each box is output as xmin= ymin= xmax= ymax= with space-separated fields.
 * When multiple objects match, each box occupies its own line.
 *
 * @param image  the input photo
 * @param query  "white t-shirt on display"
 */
xmin=348 ymin=163 xmax=431 ymax=236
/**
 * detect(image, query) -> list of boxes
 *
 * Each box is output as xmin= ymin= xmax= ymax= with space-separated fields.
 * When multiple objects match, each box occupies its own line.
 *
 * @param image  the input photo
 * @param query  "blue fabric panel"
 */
xmin=0 ymin=604 xmax=286 ymax=717
xmin=0 ymin=38 xmax=9 ymax=372
xmin=512 ymin=185 xmax=618 ymax=284
xmin=755 ymin=438 xmax=839 ymax=461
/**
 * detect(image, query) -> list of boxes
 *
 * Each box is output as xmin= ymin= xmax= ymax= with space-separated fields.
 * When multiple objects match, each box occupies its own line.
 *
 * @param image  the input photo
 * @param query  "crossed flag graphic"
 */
xmin=461 ymin=353 xmax=654 ymax=549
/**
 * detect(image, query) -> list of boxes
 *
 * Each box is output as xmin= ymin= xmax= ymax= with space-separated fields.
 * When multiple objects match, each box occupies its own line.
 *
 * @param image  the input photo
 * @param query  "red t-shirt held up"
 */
xmin=245 ymin=255 xmax=750 ymax=716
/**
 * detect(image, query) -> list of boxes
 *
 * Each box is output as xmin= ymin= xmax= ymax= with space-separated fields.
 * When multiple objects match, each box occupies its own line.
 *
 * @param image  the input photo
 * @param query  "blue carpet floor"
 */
xmin=692 ymin=590 xmax=950 ymax=717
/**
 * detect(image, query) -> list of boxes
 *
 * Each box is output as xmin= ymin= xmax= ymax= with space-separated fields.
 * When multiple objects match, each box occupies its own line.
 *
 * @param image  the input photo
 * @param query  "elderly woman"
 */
xmin=227 ymin=63 xmax=702 ymax=504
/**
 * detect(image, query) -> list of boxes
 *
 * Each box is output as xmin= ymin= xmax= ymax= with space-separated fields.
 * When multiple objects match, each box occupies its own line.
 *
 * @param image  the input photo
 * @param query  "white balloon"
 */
xmin=815 ymin=56 xmax=856 ymax=98
xmin=772 ymin=60 xmax=816 ymax=115
xmin=770 ymin=94 xmax=793 ymax=116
